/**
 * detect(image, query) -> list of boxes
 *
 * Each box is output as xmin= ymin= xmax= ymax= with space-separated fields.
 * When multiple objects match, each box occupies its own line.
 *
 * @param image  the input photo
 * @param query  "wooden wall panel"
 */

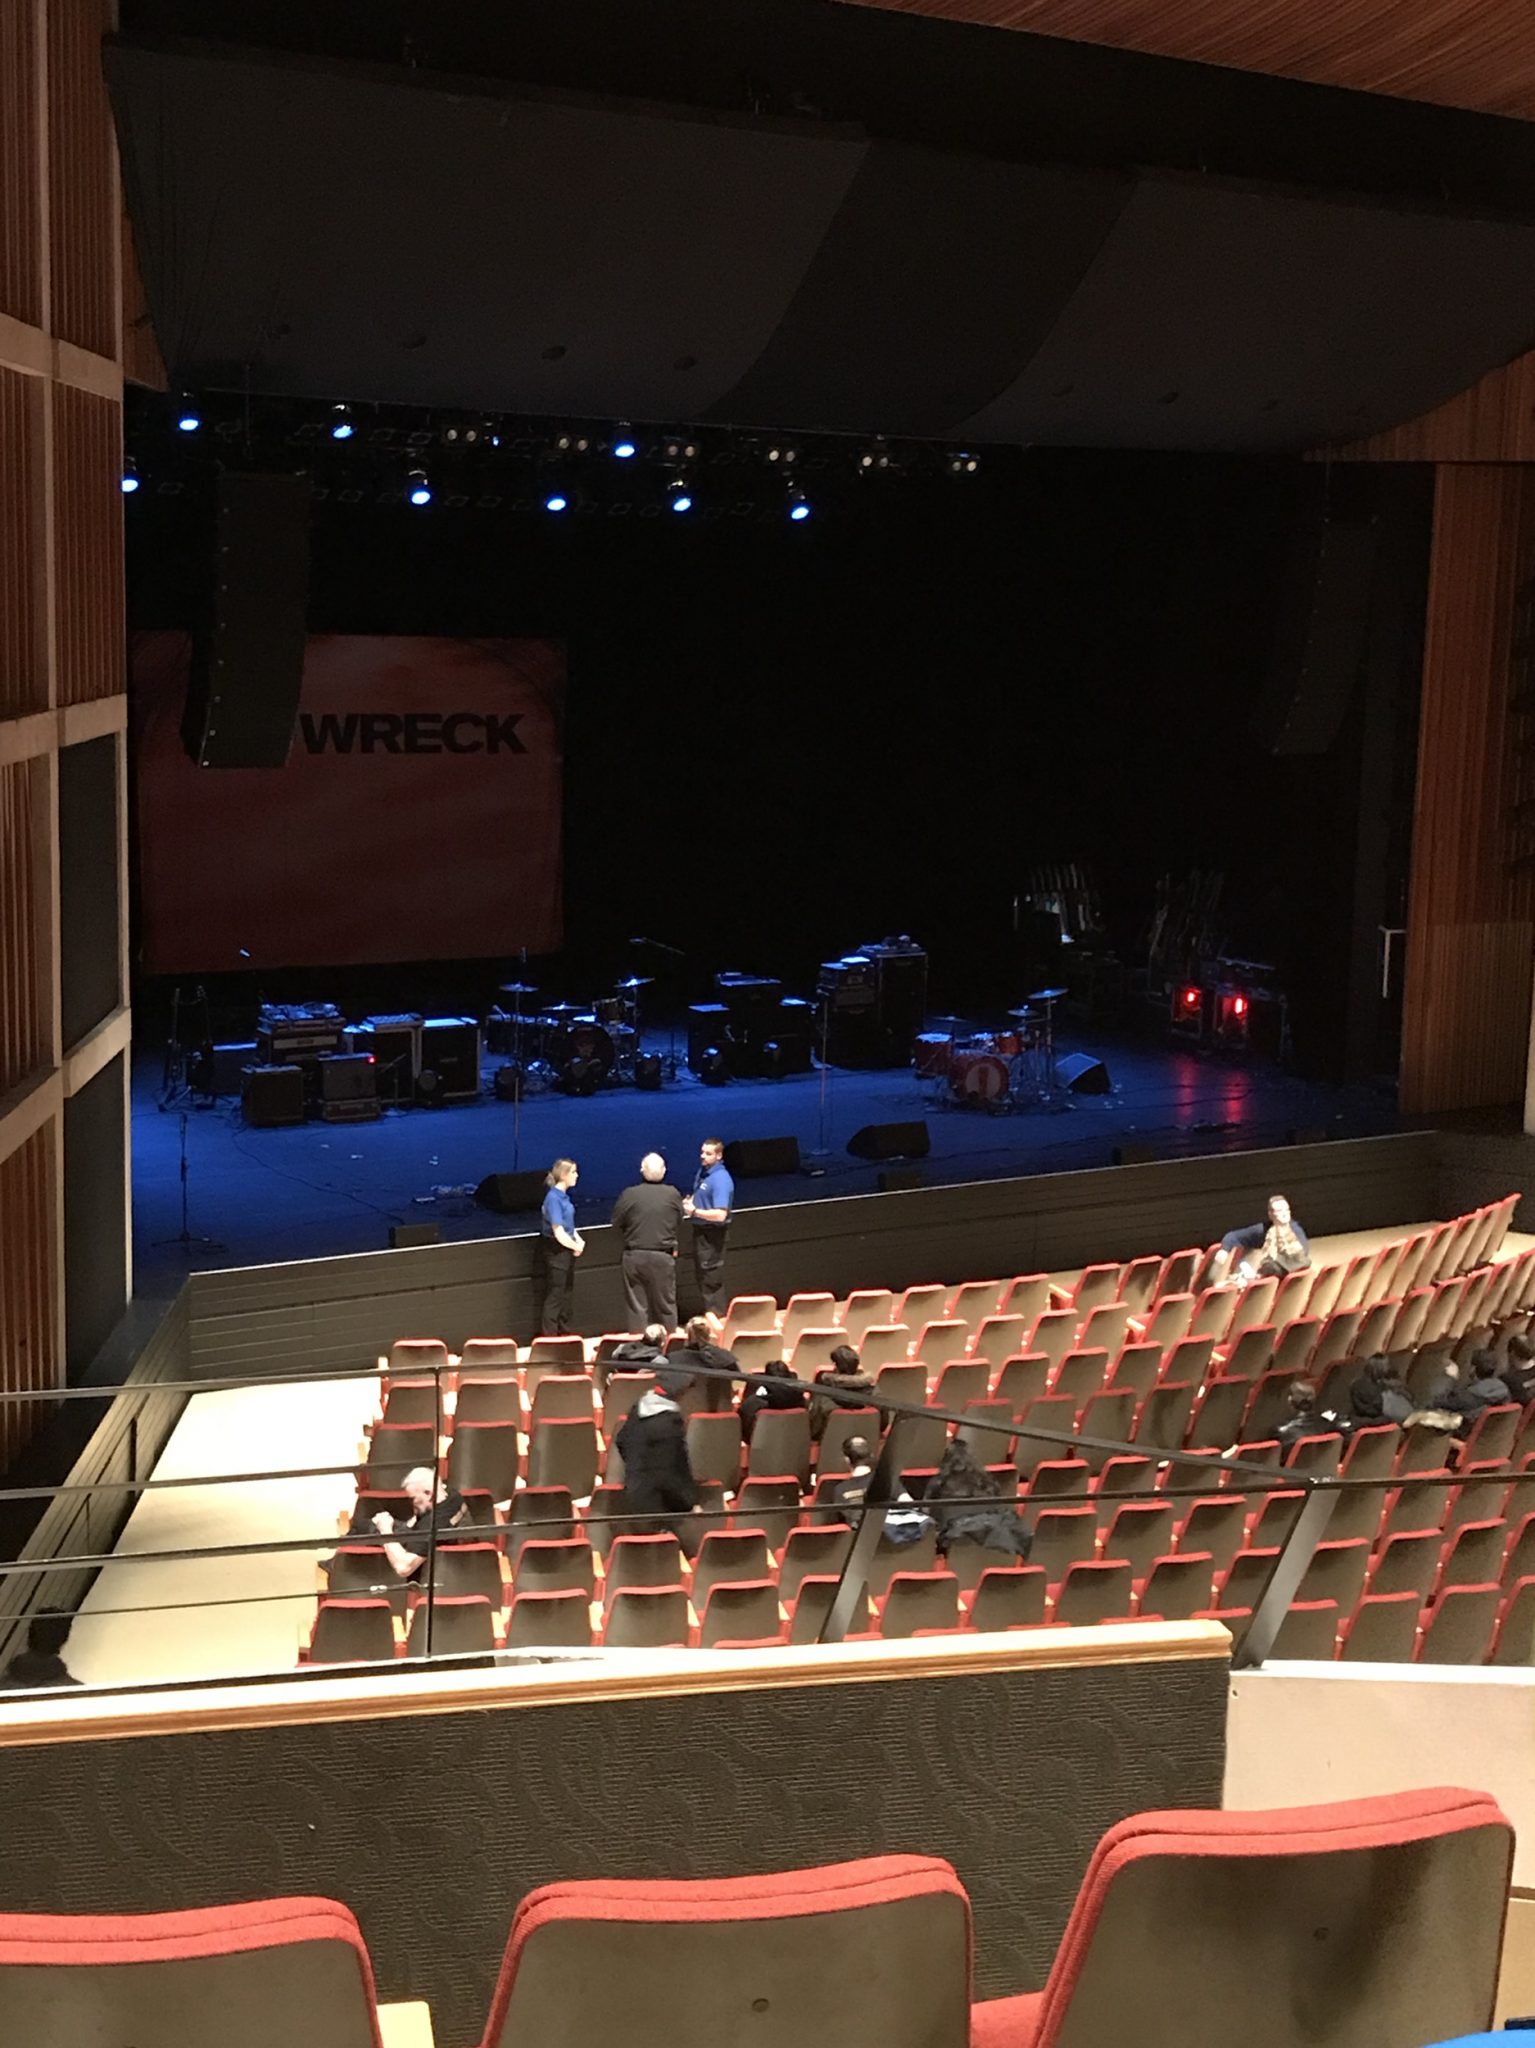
xmin=119 ymin=207 xmax=165 ymax=390
xmin=1400 ymin=466 xmax=1535 ymax=1113
xmin=0 ymin=1124 xmax=60 ymax=1469
xmin=0 ymin=760 xmax=46 ymax=1098
xmin=0 ymin=3 xmax=43 ymax=330
xmin=834 ymin=0 xmax=1535 ymax=120
xmin=51 ymin=384 xmax=123 ymax=706
xmin=0 ymin=366 xmax=45 ymax=720
xmin=1327 ymin=348 xmax=1535 ymax=463
xmin=45 ymin=0 xmax=118 ymax=364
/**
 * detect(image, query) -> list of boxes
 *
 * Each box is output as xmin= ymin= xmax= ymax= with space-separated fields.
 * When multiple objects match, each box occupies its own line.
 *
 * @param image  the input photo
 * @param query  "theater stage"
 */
xmin=130 ymin=1027 xmax=1401 ymax=1293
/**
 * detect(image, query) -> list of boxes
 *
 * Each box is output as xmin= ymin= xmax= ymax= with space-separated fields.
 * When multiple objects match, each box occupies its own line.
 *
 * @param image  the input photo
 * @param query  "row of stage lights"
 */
xmin=123 ymin=397 xmax=985 ymax=525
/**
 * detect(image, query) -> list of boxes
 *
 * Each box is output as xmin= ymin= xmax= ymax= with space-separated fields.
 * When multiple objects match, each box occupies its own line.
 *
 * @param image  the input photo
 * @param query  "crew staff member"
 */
xmin=683 ymin=1136 xmax=734 ymax=1314
xmin=610 ymin=1152 xmax=684 ymax=1331
xmin=538 ymin=1157 xmax=584 ymax=1334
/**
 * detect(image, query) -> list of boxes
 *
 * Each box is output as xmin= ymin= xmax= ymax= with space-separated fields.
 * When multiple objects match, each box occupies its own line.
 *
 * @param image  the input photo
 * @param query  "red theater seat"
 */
xmin=969 ymin=1789 xmax=1513 ymax=2048
xmin=476 ymin=1855 xmax=979 ymax=2048
xmin=0 ymin=1897 xmax=387 ymax=2048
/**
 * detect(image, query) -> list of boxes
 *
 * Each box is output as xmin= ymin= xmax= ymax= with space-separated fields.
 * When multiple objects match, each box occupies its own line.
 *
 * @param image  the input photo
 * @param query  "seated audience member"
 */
xmin=615 ymin=1366 xmax=706 ymax=1557
xmin=602 ymin=1322 xmax=670 ymax=1391
xmin=1347 ymin=1354 xmax=1414 ymax=1428
xmin=809 ymin=1344 xmax=877 ymax=1440
xmin=738 ymin=1359 xmax=809 ymax=1442
xmin=1502 ymin=1331 xmax=1535 ymax=1406
xmin=1212 ymin=1194 xmax=1310 ymax=1285
xmin=830 ymin=1436 xmax=933 ymax=1546
xmin=370 ymin=1467 xmax=469 ymax=1581
xmin=0 ymin=1613 xmax=81 ymax=1690
xmin=669 ymin=1314 xmax=740 ymax=1414
xmin=924 ymin=1440 xmax=1032 ymax=1561
xmin=1272 ymin=1377 xmax=1349 ymax=1450
xmin=1428 ymin=1351 xmax=1512 ymax=1429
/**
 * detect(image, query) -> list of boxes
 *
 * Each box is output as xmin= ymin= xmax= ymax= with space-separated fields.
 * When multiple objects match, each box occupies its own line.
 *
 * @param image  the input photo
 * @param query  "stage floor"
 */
xmin=130 ymin=1025 xmax=1404 ymax=1293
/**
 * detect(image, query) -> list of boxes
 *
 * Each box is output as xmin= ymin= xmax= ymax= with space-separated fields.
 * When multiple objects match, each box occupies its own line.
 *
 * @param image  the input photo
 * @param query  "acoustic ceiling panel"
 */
xmin=108 ymin=36 xmax=1535 ymax=449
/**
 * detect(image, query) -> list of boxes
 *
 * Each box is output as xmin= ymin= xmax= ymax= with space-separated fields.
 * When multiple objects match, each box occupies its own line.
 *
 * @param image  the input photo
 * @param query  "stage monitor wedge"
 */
xmin=723 ymin=1135 xmax=801 ymax=1179
xmin=476 ymin=1169 xmax=548 ymax=1215
xmin=183 ymin=472 xmax=312 ymax=769
xmin=847 ymin=1119 xmax=931 ymax=1162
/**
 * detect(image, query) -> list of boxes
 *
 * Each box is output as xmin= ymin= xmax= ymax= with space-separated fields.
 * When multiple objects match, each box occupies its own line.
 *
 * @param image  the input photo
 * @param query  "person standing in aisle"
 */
xmin=537 ymin=1157 xmax=583 ymax=1334
xmin=683 ymin=1135 xmax=734 ymax=1315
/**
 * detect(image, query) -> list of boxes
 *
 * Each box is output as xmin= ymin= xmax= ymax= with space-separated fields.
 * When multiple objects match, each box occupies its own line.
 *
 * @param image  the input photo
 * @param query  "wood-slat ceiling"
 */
xmin=834 ymin=0 xmax=1535 ymax=122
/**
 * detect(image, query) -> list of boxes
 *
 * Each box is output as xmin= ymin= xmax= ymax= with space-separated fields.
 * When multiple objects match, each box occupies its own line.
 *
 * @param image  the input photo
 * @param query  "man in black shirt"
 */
xmin=371 ymin=1467 xmax=469 ymax=1582
xmin=610 ymin=1153 xmax=685 ymax=1331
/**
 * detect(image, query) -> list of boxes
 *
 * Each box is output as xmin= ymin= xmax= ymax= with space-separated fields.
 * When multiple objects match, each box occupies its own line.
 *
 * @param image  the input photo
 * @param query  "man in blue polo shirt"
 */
xmin=682 ymin=1135 xmax=733 ymax=1315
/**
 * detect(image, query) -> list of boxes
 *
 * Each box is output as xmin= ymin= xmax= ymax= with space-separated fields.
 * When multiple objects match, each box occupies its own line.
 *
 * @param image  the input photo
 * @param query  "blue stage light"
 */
xmin=176 ymin=407 xmax=201 ymax=433
xmin=120 ymin=469 xmax=140 ymax=494
xmin=788 ymin=497 xmax=811 ymax=522
xmin=669 ymin=491 xmax=693 ymax=514
xmin=545 ymin=493 xmax=569 ymax=513
xmin=613 ymin=437 xmax=637 ymax=460
xmin=330 ymin=406 xmax=354 ymax=440
xmin=407 ymin=470 xmax=432 ymax=506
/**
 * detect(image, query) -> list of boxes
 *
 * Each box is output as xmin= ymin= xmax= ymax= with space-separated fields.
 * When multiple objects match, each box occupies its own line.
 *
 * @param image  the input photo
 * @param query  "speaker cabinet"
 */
xmin=475 ymin=1169 xmax=548 ymax=1215
xmin=241 ymin=1062 xmax=305 ymax=1127
xmin=722 ymin=1135 xmax=801 ymax=1179
xmin=183 ymin=472 xmax=312 ymax=769
xmin=846 ymin=1119 xmax=931 ymax=1161
xmin=1055 ymin=1052 xmax=1111 ymax=1094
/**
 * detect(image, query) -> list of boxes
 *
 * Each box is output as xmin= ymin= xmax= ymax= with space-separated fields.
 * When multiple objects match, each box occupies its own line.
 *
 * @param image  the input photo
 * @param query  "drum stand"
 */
xmin=1026 ymin=987 xmax=1070 ymax=1112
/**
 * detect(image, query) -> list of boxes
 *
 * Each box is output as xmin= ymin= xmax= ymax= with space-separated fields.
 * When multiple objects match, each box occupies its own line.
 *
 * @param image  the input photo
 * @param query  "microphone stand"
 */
xmin=630 ymin=936 xmax=687 ymax=1080
xmin=153 ymin=1111 xmax=227 ymax=1255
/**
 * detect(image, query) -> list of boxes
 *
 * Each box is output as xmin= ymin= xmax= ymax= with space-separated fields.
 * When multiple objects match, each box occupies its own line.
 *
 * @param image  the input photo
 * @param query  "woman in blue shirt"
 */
xmin=538 ymin=1157 xmax=584 ymax=1334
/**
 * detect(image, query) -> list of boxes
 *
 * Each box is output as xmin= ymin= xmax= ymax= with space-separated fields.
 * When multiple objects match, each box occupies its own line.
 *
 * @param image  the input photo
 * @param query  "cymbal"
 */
xmin=543 ymin=1001 xmax=583 ymax=1015
xmin=498 ymin=981 xmax=538 ymax=996
xmin=1029 ymin=986 xmax=1068 ymax=1002
xmin=615 ymin=975 xmax=653 ymax=990
xmin=1007 ymin=1005 xmax=1038 ymax=1019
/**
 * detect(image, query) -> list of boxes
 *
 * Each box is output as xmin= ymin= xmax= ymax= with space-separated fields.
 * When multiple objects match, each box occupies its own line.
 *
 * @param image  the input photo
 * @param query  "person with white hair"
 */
xmin=369 ymin=1467 xmax=468 ymax=1581
xmin=610 ymin=1151 xmax=685 ymax=1331
xmin=1211 ymin=1192 xmax=1311 ymax=1286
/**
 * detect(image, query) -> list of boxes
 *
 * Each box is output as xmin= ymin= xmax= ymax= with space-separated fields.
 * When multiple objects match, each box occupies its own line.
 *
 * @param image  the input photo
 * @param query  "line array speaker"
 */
xmin=182 ymin=472 xmax=312 ymax=769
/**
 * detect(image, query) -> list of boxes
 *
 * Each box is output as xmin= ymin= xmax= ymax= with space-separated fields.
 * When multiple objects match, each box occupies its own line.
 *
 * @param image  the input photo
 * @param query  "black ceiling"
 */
xmin=107 ymin=21 xmax=1535 ymax=449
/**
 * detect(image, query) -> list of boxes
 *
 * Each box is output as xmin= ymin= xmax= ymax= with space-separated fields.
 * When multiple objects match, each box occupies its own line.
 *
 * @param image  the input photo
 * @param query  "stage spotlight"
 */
xmin=407 ymin=469 xmax=433 ymax=506
xmin=329 ymin=405 xmax=354 ymax=440
xmin=120 ymin=461 xmax=140 ymax=494
xmin=765 ymin=444 xmax=798 ymax=465
xmin=612 ymin=428 xmax=638 ymax=460
xmin=788 ymin=493 xmax=811 ymax=522
xmin=1182 ymin=986 xmax=1201 ymax=1010
xmin=544 ymin=491 xmax=569 ymax=513
xmin=947 ymin=451 xmax=980 ymax=475
xmin=667 ymin=480 xmax=694 ymax=514
xmin=859 ymin=439 xmax=893 ymax=473
xmin=661 ymin=435 xmax=700 ymax=463
xmin=176 ymin=399 xmax=201 ymax=432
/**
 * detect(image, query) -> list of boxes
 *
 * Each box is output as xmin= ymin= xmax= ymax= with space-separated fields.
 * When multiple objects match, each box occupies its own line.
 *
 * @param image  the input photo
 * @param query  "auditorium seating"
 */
xmin=1 ymin=1793 xmax=1510 ymax=2048
xmin=310 ymin=1198 xmax=1535 ymax=1665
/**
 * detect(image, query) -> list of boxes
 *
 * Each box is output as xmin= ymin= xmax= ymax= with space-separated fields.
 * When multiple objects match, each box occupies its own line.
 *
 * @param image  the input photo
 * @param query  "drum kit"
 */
xmin=915 ymin=988 xmax=1070 ymax=1113
xmin=489 ymin=975 xmax=655 ymax=1096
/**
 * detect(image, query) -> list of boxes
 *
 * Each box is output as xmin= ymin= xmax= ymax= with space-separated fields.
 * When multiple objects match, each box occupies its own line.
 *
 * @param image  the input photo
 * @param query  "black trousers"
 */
xmin=537 ymin=1240 xmax=575 ymax=1334
xmin=621 ymin=1248 xmax=678 ymax=1331
xmin=692 ymin=1225 xmax=728 ymax=1314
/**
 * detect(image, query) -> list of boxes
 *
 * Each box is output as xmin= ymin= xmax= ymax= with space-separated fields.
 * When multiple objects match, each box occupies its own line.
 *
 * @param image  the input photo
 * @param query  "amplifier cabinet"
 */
xmin=240 ymin=1063 xmax=306 ymax=1128
xmin=420 ymin=1016 xmax=481 ymax=1103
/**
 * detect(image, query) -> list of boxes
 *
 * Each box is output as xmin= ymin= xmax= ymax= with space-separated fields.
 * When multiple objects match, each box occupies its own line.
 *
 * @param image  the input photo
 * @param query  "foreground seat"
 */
xmin=970 ymin=1788 xmax=1512 ymax=2048
xmin=0 ymin=1897 xmax=388 ymax=2048
xmin=476 ymin=1855 xmax=978 ymax=2048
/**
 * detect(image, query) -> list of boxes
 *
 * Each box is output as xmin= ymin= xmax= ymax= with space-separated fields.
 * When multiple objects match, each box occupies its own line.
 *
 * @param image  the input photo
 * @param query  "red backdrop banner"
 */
xmin=133 ymin=632 xmax=564 ymax=972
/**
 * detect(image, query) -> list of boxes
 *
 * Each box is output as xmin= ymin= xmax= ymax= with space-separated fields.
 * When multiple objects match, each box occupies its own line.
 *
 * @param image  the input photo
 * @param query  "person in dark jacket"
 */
xmin=1429 ymin=1351 xmax=1512 ymax=1429
xmin=809 ymin=1344 xmax=877 ymax=1441
xmin=924 ymin=1441 xmax=1032 ymax=1563
xmin=668 ymin=1315 xmax=740 ymax=1414
xmin=1273 ymin=1377 xmax=1349 ymax=1450
xmin=614 ymin=1367 xmax=705 ymax=1556
xmin=738 ymin=1360 xmax=809 ymax=1443
xmin=0 ymin=1614 xmax=81 ymax=1690
xmin=1503 ymin=1331 xmax=1535 ymax=1407
xmin=1347 ymin=1355 xmax=1414 ymax=1428
xmin=600 ymin=1322 xmax=669 ymax=1393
